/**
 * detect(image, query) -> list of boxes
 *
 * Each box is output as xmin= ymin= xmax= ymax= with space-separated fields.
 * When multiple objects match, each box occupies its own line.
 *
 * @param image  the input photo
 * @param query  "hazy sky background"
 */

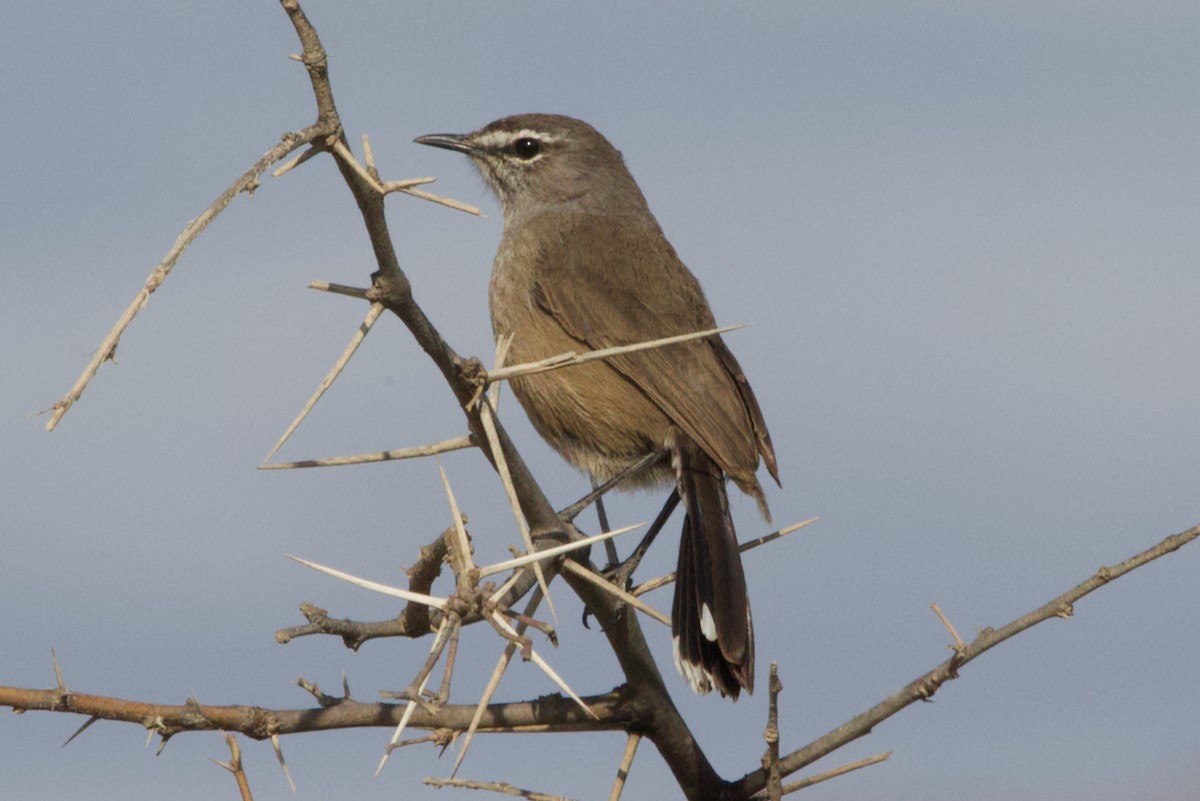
xmin=4 ymin=2 xmax=1199 ymax=800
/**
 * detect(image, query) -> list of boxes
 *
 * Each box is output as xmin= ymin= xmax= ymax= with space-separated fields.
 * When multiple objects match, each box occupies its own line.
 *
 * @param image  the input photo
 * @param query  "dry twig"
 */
xmin=45 ymin=124 xmax=335 ymax=431
xmin=212 ymin=733 xmax=255 ymax=801
xmin=730 ymin=521 xmax=1200 ymax=797
xmin=425 ymin=776 xmax=576 ymax=801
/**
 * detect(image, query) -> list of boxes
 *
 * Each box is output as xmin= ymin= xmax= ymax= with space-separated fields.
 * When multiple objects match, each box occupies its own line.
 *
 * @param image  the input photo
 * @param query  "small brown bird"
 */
xmin=416 ymin=114 xmax=778 ymax=698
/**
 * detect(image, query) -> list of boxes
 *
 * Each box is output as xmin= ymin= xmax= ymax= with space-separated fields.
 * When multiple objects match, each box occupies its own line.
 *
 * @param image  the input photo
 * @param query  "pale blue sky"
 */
xmin=4 ymin=3 xmax=1199 ymax=800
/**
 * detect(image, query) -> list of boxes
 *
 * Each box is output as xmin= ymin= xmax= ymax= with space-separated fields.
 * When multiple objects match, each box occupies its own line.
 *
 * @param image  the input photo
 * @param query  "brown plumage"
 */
xmin=417 ymin=114 xmax=778 ymax=698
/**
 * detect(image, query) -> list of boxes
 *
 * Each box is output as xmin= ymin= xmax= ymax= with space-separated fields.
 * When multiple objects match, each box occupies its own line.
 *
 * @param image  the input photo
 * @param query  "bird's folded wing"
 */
xmin=530 ymin=214 xmax=775 ymax=488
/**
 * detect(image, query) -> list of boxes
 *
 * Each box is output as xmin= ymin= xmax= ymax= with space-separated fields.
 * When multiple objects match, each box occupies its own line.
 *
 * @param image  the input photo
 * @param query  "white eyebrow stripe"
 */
xmin=474 ymin=128 xmax=562 ymax=149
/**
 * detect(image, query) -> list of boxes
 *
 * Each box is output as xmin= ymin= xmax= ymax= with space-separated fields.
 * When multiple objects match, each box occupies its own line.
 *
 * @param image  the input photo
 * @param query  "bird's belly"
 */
xmin=494 ymin=299 xmax=673 ymax=486
xmin=509 ymin=363 xmax=674 ymax=485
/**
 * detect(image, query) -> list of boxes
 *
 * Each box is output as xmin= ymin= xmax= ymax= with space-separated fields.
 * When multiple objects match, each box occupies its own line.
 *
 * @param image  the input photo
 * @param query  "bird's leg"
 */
xmin=557 ymin=450 xmax=662 ymax=523
xmin=564 ymin=450 xmax=666 ymax=629
xmin=581 ymin=491 xmax=680 ymax=630
xmin=593 ymin=484 xmax=620 ymax=568
xmin=607 ymin=489 xmax=681 ymax=589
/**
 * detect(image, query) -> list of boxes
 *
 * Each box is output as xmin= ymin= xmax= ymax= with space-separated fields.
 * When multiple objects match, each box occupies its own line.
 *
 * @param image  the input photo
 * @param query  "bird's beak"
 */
xmin=414 ymin=132 xmax=478 ymax=154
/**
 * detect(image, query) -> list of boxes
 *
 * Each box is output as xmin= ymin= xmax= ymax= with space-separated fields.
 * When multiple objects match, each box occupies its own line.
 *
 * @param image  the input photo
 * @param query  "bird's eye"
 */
xmin=512 ymin=137 xmax=542 ymax=160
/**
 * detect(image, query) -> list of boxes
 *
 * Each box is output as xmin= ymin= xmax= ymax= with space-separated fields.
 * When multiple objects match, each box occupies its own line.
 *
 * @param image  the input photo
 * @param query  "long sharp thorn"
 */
xmin=287 ymin=555 xmax=447 ymax=609
xmin=490 ymin=612 xmax=596 ymax=719
xmin=376 ymin=618 xmax=451 ymax=778
xmin=476 ymin=523 xmax=643 ymax=578
xmin=476 ymin=399 xmax=556 ymax=621
xmin=452 ymin=591 xmax=542 ymax=777
xmin=62 ymin=715 xmax=99 ymax=747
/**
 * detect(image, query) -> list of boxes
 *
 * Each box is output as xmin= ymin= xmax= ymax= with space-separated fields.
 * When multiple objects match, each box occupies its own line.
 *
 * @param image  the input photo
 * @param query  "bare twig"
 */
xmin=769 ymin=752 xmax=891 ymax=797
xmin=763 ymin=663 xmax=782 ymax=801
xmin=732 ymin=521 xmax=1200 ymax=797
xmin=382 ymin=616 xmax=456 ymax=709
xmin=45 ymin=124 xmax=333 ymax=431
xmin=0 ymin=681 xmax=628 ymax=743
xmin=424 ymin=777 xmax=576 ymax=801
xmin=297 ymin=675 xmax=342 ymax=707
xmin=432 ymin=623 xmax=461 ymax=707
xmin=212 ymin=733 xmax=255 ymax=801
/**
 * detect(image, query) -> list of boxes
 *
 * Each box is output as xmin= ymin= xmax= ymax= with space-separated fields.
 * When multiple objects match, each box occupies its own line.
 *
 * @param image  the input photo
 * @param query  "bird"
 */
xmin=416 ymin=114 xmax=778 ymax=698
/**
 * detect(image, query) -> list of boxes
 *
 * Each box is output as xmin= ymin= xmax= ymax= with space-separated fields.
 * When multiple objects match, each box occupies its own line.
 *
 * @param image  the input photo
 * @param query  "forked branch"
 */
xmin=731 ymin=521 xmax=1200 ymax=797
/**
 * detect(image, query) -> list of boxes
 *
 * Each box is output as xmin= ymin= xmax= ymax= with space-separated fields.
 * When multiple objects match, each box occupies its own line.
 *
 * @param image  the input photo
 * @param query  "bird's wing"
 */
xmin=530 ymin=213 xmax=776 ymax=492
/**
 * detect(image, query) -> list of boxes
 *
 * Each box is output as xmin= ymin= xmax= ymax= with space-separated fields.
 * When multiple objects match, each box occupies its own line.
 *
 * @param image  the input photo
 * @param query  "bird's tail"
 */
xmin=671 ymin=440 xmax=754 ymax=698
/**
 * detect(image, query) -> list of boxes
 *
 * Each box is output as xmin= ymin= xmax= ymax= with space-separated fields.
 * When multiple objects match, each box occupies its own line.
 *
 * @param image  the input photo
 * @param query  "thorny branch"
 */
xmin=0 ymin=683 xmax=631 ymax=740
xmin=20 ymin=0 xmax=1200 ymax=799
xmin=42 ymin=120 xmax=333 ymax=433
xmin=3 ymin=523 xmax=1196 ymax=797
xmin=731 ymin=521 xmax=1200 ymax=798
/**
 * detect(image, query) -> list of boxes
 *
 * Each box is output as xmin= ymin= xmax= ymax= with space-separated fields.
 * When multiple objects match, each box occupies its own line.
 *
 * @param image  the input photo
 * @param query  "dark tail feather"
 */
xmin=671 ymin=440 xmax=754 ymax=699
